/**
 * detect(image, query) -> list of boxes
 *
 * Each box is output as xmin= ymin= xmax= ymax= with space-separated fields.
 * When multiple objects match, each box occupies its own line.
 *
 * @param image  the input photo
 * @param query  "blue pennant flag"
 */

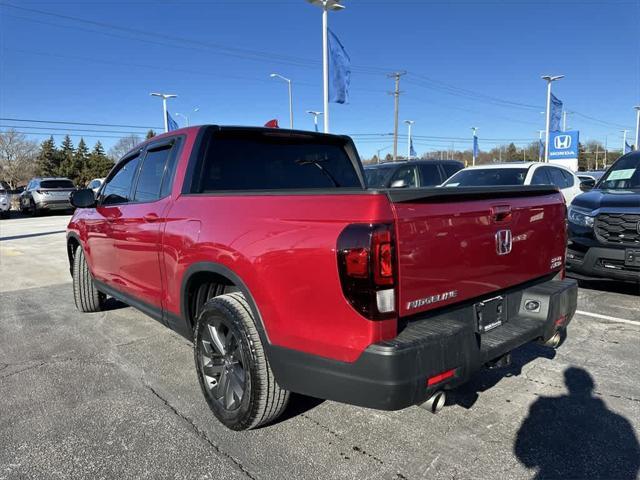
xmin=328 ymin=28 xmax=351 ymax=104
xmin=473 ymin=135 xmax=479 ymax=159
xmin=167 ymin=111 xmax=179 ymax=131
xmin=410 ymin=137 xmax=417 ymax=158
xmin=549 ymin=94 xmax=563 ymax=132
xmin=625 ymin=141 xmax=633 ymax=154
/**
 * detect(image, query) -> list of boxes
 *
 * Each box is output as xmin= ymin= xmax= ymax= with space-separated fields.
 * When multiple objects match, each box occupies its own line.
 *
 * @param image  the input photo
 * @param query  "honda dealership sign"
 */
xmin=549 ymin=130 xmax=579 ymax=171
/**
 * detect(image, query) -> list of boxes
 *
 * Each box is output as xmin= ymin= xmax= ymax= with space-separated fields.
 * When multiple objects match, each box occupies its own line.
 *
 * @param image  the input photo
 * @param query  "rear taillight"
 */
xmin=337 ymin=224 xmax=397 ymax=320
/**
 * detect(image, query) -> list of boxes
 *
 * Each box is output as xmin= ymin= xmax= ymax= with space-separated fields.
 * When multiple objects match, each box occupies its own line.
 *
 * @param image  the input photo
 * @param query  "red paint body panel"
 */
xmin=68 ymin=125 xmax=568 ymax=365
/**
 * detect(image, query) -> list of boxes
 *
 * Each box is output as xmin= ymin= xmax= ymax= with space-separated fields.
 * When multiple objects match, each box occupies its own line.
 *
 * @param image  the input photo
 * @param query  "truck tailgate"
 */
xmin=389 ymin=187 xmax=567 ymax=317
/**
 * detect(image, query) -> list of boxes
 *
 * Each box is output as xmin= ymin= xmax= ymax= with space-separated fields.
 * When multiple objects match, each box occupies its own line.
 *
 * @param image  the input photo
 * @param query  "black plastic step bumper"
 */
xmin=267 ymin=278 xmax=577 ymax=411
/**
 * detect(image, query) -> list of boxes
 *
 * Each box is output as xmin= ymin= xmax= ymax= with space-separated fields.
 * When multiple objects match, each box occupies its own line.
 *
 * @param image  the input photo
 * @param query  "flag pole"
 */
xmin=541 ymin=75 xmax=564 ymax=163
xmin=322 ymin=4 xmax=329 ymax=133
xmin=471 ymin=127 xmax=478 ymax=166
xmin=622 ymin=129 xmax=628 ymax=154
xmin=405 ymin=120 xmax=414 ymax=160
xmin=150 ymin=92 xmax=177 ymax=133
xmin=634 ymin=106 xmax=640 ymax=151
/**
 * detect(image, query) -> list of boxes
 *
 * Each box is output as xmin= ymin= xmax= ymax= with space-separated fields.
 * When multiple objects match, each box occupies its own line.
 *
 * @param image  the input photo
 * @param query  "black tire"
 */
xmin=194 ymin=292 xmax=289 ymax=430
xmin=72 ymin=247 xmax=105 ymax=313
xmin=30 ymin=200 xmax=39 ymax=217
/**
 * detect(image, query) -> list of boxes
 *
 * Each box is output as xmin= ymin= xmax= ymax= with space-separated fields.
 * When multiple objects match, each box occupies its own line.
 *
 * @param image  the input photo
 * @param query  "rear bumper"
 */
xmin=268 ymin=278 xmax=577 ymax=410
xmin=36 ymin=199 xmax=72 ymax=210
xmin=567 ymin=244 xmax=640 ymax=283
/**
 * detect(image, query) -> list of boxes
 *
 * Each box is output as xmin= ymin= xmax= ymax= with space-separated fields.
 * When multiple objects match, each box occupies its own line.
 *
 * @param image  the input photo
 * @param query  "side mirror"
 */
xmin=70 ymin=188 xmax=96 ymax=208
xmin=580 ymin=179 xmax=595 ymax=192
xmin=390 ymin=179 xmax=408 ymax=188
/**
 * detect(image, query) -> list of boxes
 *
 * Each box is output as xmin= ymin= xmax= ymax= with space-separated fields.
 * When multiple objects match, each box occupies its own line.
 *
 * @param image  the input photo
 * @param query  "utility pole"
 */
xmin=538 ymin=130 xmax=544 ymax=162
xmin=388 ymin=71 xmax=406 ymax=161
xmin=634 ymin=106 xmax=640 ymax=151
xmin=541 ymin=75 xmax=564 ymax=162
xmin=595 ymin=144 xmax=599 ymax=170
xmin=604 ymin=135 xmax=608 ymax=167
xmin=404 ymin=120 xmax=414 ymax=160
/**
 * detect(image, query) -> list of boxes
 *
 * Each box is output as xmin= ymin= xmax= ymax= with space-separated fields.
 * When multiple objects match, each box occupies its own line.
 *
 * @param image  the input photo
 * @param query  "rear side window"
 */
xmin=442 ymin=163 xmax=463 ymax=179
xmin=548 ymin=167 xmax=570 ymax=188
xmin=418 ymin=164 xmax=441 ymax=187
xmin=531 ymin=167 xmax=552 ymax=185
xmin=195 ymin=131 xmax=361 ymax=192
xmin=41 ymin=179 xmax=74 ymax=189
xmin=101 ymin=155 xmax=141 ymax=205
xmin=560 ymin=169 xmax=574 ymax=187
xmin=390 ymin=165 xmax=418 ymax=188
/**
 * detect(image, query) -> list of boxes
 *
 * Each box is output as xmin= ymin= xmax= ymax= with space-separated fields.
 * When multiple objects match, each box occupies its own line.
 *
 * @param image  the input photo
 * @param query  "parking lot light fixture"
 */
xmin=150 ymin=92 xmax=177 ymax=133
xmin=306 ymin=0 xmax=345 ymax=133
xmin=270 ymin=73 xmax=294 ymax=129
xmin=541 ymin=75 xmax=564 ymax=163
xmin=307 ymin=110 xmax=323 ymax=132
xmin=404 ymin=120 xmax=414 ymax=160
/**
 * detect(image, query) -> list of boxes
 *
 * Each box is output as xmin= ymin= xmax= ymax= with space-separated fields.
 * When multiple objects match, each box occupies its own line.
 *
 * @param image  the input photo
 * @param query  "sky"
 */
xmin=1 ymin=0 xmax=639 ymax=158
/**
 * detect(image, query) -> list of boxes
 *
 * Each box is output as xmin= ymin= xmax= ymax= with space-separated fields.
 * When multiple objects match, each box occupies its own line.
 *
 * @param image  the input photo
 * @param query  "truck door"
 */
xmin=112 ymin=138 xmax=181 ymax=310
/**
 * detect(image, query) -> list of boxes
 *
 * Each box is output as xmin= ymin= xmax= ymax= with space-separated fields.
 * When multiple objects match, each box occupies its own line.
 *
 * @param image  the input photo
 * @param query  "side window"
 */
xmin=133 ymin=147 xmax=172 ymax=203
xmin=549 ymin=167 xmax=569 ymax=188
xmin=418 ymin=164 xmax=441 ymax=187
xmin=390 ymin=166 xmax=418 ymax=188
xmin=560 ymin=169 xmax=575 ymax=187
xmin=101 ymin=155 xmax=141 ymax=205
xmin=442 ymin=163 xmax=462 ymax=180
xmin=531 ymin=167 xmax=551 ymax=185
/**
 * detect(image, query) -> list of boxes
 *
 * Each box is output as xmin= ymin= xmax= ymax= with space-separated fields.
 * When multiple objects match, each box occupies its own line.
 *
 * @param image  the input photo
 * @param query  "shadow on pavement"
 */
xmin=274 ymin=393 xmax=325 ymax=425
xmin=575 ymin=278 xmax=639 ymax=296
xmin=514 ymin=367 xmax=640 ymax=480
xmin=0 ymin=230 xmax=66 ymax=241
xmin=448 ymin=342 xmax=557 ymax=409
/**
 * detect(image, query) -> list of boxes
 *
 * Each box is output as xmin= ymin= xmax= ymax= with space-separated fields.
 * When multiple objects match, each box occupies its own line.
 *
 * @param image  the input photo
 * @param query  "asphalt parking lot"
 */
xmin=1 ymin=214 xmax=639 ymax=480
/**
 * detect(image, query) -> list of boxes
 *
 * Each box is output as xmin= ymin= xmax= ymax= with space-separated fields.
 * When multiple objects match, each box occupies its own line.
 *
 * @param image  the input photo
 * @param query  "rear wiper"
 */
xmin=294 ymin=158 xmax=340 ymax=187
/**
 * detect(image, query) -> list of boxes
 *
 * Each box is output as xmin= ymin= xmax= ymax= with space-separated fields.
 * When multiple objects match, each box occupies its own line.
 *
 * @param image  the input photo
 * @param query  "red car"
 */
xmin=67 ymin=126 xmax=577 ymax=430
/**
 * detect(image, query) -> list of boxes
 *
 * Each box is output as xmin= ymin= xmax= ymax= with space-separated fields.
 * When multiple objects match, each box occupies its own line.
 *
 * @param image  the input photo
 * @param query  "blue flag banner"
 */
xmin=550 ymin=93 xmax=563 ymax=132
xmin=410 ymin=137 xmax=417 ymax=158
xmin=167 ymin=111 xmax=179 ymax=131
xmin=625 ymin=141 xmax=633 ymax=154
xmin=473 ymin=135 xmax=479 ymax=159
xmin=328 ymin=28 xmax=351 ymax=104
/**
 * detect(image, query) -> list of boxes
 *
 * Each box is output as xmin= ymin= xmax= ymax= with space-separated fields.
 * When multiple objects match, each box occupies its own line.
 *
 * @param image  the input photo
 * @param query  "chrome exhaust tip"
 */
xmin=420 ymin=391 xmax=446 ymax=414
xmin=542 ymin=331 xmax=562 ymax=349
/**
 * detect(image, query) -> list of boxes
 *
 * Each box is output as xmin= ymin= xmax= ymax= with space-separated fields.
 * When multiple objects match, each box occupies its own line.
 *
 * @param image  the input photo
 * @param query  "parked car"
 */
xmin=0 ymin=187 xmax=10 ymax=218
xmin=19 ymin=177 xmax=76 ymax=216
xmin=567 ymin=151 xmax=640 ymax=283
xmin=364 ymin=159 xmax=464 ymax=188
xmin=87 ymin=178 xmax=104 ymax=193
xmin=442 ymin=162 xmax=584 ymax=204
xmin=577 ymin=171 xmax=605 ymax=191
xmin=67 ymin=126 xmax=577 ymax=430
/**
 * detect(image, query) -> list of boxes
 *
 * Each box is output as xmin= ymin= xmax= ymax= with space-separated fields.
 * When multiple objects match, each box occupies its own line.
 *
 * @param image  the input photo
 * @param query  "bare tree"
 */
xmin=0 ymin=130 xmax=38 ymax=189
xmin=108 ymin=134 xmax=142 ymax=161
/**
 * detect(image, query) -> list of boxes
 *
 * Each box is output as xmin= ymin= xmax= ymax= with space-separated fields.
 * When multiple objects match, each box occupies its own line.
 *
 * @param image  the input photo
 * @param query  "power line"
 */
xmin=0 ymin=117 xmax=160 ymax=129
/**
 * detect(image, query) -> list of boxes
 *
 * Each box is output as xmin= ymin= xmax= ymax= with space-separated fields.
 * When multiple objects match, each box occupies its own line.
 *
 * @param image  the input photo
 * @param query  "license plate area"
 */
xmin=474 ymin=296 xmax=506 ymax=333
xmin=625 ymin=249 xmax=640 ymax=267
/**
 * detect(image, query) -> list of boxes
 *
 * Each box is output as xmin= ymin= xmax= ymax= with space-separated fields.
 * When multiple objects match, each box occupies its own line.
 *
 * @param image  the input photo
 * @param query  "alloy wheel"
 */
xmin=199 ymin=317 xmax=246 ymax=411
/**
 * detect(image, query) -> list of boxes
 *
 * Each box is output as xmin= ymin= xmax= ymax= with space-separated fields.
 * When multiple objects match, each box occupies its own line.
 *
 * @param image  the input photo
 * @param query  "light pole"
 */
xmin=306 ymin=0 xmax=345 ymax=133
xmin=538 ymin=130 xmax=544 ymax=162
xmin=175 ymin=107 xmax=199 ymax=127
xmin=541 ymin=75 xmax=564 ymax=162
xmin=270 ymin=73 xmax=294 ymax=129
xmin=634 ymin=106 xmax=640 ymax=151
xmin=376 ymin=145 xmax=392 ymax=164
xmin=150 ymin=92 xmax=177 ymax=133
xmin=404 ymin=120 xmax=414 ymax=160
xmin=562 ymin=110 xmax=572 ymax=131
xmin=471 ymin=126 xmax=478 ymax=166
xmin=306 ymin=110 xmax=323 ymax=132
xmin=622 ymin=129 xmax=628 ymax=155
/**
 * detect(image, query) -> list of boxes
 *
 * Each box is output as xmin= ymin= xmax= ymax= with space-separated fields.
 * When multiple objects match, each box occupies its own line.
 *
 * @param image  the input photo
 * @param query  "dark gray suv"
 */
xmin=19 ymin=177 xmax=76 ymax=216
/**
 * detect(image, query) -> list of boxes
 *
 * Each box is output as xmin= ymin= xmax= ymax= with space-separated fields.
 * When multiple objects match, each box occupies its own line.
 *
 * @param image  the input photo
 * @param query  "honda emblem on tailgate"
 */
xmin=495 ymin=229 xmax=512 ymax=255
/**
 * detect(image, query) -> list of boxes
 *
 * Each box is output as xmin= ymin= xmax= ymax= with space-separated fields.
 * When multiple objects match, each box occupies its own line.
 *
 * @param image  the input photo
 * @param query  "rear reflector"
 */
xmin=427 ymin=369 xmax=456 ymax=387
xmin=555 ymin=315 xmax=567 ymax=327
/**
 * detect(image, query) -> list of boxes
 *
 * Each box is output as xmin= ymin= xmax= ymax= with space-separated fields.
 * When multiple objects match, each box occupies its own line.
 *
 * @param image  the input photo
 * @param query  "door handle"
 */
xmin=143 ymin=213 xmax=160 ymax=223
xmin=491 ymin=205 xmax=512 ymax=223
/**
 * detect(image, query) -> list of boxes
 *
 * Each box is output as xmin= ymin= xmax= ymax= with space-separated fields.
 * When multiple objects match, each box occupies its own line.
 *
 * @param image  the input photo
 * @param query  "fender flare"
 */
xmin=180 ymin=261 xmax=270 ymax=345
xmin=66 ymin=231 xmax=82 ymax=276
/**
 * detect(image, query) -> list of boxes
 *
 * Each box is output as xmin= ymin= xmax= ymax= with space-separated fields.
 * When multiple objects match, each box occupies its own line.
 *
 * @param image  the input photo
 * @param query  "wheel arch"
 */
xmin=181 ymin=262 xmax=270 ymax=345
xmin=66 ymin=232 xmax=82 ymax=276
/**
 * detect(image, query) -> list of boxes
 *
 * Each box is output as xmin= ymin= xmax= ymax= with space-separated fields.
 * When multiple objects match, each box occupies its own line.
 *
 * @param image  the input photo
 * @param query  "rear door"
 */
xmin=390 ymin=188 xmax=567 ymax=317
xmin=112 ymin=138 xmax=181 ymax=309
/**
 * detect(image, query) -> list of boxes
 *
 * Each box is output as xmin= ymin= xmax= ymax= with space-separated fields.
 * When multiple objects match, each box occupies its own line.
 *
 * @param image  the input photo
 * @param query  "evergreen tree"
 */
xmin=36 ymin=136 xmax=60 ymax=177
xmin=74 ymin=138 xmax=90 ymax=185
xmin=85 ymin=141 xmax=114 ymax=180
xmin=146 ymin=129 xmax=156 ymax=140
xmin=505 ymin=143 xmax=519 ymax=161
xmin=59 ymin=135 xmax=76 ymax=178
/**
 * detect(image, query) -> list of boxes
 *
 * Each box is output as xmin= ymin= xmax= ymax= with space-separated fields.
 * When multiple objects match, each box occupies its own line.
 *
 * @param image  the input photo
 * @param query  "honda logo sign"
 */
xmin=554 ymin=134 xmax=572 ymax=149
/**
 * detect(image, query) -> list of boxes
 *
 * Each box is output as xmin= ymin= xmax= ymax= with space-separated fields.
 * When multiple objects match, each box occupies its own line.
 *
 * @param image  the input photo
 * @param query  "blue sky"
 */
xmin=1 ymin=0 xmax=639 ymax=158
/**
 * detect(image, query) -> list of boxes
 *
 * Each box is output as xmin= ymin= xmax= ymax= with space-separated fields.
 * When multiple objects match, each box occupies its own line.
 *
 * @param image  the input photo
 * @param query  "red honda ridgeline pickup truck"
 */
xmin=67 ymin=126 xmax=577 ymax=430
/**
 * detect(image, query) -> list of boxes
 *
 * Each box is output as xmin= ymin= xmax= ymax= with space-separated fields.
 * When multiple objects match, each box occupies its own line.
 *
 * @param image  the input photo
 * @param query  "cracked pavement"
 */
xmin=1 ymin=214 xmax=639 ymax=479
